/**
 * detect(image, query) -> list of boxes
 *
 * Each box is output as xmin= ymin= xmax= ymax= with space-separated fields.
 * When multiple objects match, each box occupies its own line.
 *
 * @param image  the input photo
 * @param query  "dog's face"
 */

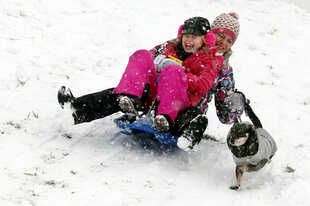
xmin=227 ymin=122 xmax=258 ymax=158
xmin=227 ymin=123 xmax=255 ymax=146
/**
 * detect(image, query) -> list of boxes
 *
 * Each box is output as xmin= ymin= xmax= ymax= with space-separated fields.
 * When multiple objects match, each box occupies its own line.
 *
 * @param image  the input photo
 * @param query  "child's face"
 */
xmin=214 ymin=33 xmax=233 ymax=54
xmin=182 ymin=34 xmax=204 ymax=53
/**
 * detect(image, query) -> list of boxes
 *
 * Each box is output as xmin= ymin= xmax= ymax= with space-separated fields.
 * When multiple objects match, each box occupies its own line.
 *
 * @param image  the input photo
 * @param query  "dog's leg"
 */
xmin=230 ymin=166 xmax=244 ymax=190
xmin=230 ymin=165 xmax=259 ymax=190
xmin=230 ymin=163 xmax=265 ymax=190
xmin=268 ymin=155 xmax=274 ymax=164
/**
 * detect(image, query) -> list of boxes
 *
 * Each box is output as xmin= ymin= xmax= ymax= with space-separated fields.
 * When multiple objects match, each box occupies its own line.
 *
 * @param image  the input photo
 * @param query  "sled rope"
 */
xmin=142 ymin=97 xmax=157 ymax=125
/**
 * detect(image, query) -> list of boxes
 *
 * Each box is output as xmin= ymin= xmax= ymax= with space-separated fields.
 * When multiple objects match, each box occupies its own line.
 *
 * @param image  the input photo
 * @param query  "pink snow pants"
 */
xmin=114 ymin=49 xmax=190 ymax=121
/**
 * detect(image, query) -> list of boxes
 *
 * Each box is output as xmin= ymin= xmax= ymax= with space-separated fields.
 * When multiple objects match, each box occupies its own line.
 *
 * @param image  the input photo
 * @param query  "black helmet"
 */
xmin=182 ymin=17 xmax=210 ymax=36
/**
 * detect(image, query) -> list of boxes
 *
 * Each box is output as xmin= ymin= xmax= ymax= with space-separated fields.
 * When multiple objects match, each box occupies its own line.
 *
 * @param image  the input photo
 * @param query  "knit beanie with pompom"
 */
xmin=211 ymin=12 xmax=240 ymax=43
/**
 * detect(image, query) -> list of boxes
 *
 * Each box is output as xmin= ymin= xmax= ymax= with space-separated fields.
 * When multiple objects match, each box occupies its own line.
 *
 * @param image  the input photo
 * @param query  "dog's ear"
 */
xmin=245 ymin=124 xmax=257 ymax=140
xmin=246 ymin=124 xmax=255 ymax=132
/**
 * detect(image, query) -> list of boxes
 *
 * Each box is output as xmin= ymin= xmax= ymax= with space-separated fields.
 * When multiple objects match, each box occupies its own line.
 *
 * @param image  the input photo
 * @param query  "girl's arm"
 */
xmin=185 ymin=49 xmax=223 ymax=102
xmin=186 ymin=57 xmax=220 ymax=98
xmin=214 ymin=66 xmax=243 ymax=124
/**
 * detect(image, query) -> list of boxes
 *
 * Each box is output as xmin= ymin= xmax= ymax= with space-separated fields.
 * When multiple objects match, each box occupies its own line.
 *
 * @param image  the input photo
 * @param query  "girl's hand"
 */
xmin=154 ymin=55 xmax=166 ymax=72
xmin=224 ymin=90 xmax=245 ymax=113
xmin=154 ymin=55 xmax=185 ymax=72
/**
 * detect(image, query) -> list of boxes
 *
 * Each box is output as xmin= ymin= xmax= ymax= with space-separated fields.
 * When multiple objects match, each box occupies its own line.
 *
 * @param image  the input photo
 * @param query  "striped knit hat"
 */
xmin=211 ymin=12 xmax=240 ymax=43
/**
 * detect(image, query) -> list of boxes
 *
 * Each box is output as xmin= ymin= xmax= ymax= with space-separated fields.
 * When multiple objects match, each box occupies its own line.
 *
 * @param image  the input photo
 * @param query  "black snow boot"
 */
xmin=58 ymin=86 xmax=75 ymax=109
xmin=177 ymin=114 xmax=208 ymax=150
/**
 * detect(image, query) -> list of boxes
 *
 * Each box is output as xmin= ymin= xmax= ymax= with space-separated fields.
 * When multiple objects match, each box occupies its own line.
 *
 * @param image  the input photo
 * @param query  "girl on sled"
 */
xmin=58 ymin=14 xmax=243 ymax=150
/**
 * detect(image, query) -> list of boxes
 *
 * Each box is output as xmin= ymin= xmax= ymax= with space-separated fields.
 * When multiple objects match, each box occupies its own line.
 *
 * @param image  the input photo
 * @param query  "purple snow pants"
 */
xmin=114 ymin=49 xmax=190 ymax=122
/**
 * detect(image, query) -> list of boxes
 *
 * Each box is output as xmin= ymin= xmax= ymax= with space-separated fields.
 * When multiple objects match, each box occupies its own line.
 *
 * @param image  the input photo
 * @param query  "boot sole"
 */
xmin=119 ymin=96 xmax=139 ymax=116
xmin=154 ymin=115 xmax=169 ymax=132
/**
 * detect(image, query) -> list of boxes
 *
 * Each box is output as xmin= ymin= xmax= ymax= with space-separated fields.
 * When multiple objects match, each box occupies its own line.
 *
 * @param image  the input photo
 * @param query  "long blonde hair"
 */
xmin=222 ymin=48 xmax=232 ymax=68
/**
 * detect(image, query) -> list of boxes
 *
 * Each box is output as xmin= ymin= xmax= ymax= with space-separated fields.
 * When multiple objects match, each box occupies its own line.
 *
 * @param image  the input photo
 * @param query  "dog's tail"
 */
xmin=236 ymin=91 xmax=263 ymax=129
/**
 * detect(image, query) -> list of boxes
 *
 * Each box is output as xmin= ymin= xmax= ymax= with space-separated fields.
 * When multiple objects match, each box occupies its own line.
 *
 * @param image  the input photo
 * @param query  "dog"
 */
xmin=227 ymin=98 xmax=277 ymax=190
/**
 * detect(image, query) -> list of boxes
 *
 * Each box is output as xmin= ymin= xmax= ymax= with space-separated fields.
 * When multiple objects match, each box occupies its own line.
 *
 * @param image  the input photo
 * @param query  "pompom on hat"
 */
xmin=211 ymin=12 xmax=240 ymax=43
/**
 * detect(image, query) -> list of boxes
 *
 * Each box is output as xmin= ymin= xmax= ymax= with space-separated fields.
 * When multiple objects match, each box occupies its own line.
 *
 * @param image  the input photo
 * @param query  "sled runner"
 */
xmin=114 ymin=115 xmax=178 ymax=147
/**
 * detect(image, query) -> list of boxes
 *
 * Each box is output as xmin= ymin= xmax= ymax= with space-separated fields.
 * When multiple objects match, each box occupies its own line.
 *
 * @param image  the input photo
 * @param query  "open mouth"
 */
xmin=216 ymin=44 xmax=225 ymax=51
xmin=184 ymin=43 xmax=194 ymax=51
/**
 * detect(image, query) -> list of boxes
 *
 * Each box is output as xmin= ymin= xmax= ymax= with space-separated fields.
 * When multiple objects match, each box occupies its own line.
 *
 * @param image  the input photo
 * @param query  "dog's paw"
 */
xmin=230 ymin=185 xmax=240 ymax=190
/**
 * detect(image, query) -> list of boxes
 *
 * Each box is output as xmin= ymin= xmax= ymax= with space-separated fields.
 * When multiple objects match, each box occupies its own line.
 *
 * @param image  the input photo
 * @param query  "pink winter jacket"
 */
xmin=161 ymin=43 xmax=224 ymax=106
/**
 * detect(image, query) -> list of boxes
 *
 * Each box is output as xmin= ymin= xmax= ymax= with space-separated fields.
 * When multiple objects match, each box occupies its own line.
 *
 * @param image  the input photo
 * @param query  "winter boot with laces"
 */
xmin=177 ymin=114 xmax=208 ymax=150
xmin=153 ymin=115 xmax=170 ymax=133
xmin=58 ymin=86 xmax=75 ymax=109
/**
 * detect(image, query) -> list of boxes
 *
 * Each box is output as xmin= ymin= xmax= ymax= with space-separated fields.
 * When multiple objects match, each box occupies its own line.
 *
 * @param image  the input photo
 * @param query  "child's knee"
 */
xmin=162 ymin=64 xmax=185 ymax=75
xmin=131 ymin=49 xmax=152 ymax=58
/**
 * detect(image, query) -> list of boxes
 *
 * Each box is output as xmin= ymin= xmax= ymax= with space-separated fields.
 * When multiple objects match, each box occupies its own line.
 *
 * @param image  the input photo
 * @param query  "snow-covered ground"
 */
xmin=282 ymin=0 xmax=310 ymax=10
xmin=1 ymin=0 xmax=310 ymax=205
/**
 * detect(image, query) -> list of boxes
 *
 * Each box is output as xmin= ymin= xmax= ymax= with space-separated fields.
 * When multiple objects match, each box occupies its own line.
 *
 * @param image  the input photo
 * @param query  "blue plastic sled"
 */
xmin=114 ymin=115 xmax=178 ymax=147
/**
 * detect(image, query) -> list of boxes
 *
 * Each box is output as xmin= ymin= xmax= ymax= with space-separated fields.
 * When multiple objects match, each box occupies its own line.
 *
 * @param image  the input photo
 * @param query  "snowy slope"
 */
xmin=1 ymin=0 xmax=310 ymax=205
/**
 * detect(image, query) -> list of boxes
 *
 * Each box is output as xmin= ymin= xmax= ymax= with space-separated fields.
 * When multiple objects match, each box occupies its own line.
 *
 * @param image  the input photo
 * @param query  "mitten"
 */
xmin=156 ymin=57 xmax=184 ymax=72
xmin=154 ymin=55 xmax=166 ymax=72
xmin=224 ymin=90 xmax=245 ymax=113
